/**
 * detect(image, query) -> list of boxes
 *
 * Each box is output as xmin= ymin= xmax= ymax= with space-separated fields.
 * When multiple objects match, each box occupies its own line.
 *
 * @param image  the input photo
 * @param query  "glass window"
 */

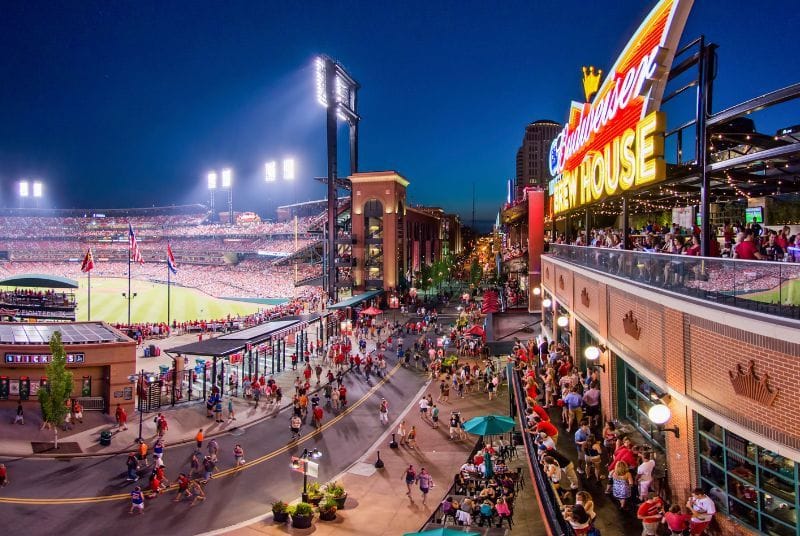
xmin=696 ymin=413 xmax=800 ymax=534
xmin=618 ymin=359 xmax=667 ymax=451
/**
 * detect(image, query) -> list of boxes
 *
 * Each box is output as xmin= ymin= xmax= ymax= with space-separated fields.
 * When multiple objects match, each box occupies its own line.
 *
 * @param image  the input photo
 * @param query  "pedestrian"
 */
xmin=253 ymin=385 xmax=261 ymax=407
xmin=611 ymin=460 xmax=634 ymax=509
xmin=214 ymin=398 xmax=223 ymax=422
xmin=449 ymin=412 xmax=460 ymax=440
xmin=116 ymin=403 xmax=128 ymax=431
xmin=638 ymin=451 xmax=656 ymax=500
xmin=137 ymin=439 xmax=150 ymax=468
xmin=195 ymin=428 xmax=204 ymax=449
xmin=663 ymin=504 xmax=692 ymax=535
xmin=331 ymin=387 xmax=340 ymax=410
xmin=190 ymin=449 xmax=202 ymax=478
xmin=227 ymin=398 xmax=236 ymax=421
xmin=155 ymin=413 xmax=165 ymax=437
xmin=431 ymin=404 xmax=440 ymax=429
xmin=13 ymin=402 xmax=24 ymax=425
xmin=129 ymin=486 xmax=145 ymax=514
xmin=153 ymin=438 xmax=164 ymax=466
xmin=207 ymin=438 xmax=219 ymax=459
xmin=397 ymin=420 xmax=408 ymax=445
xmin=418 ymin=396 xmax=430 ymax=421
xmin=233 ymin=444 xmax=245 ymax=469
xmin=637 ymin=491 xmax=664 ymax=536
xmin=201 ymin=455 xmax=216 ymax=483
xmin=313 ymin=404 xmax=324 ymax=429
xmin=407 ymin=425 xmax=418 ymax=449
xmin=416 ymin=467 xmax=434 ymax=505
xmin=173 ymin=473 xmax=191 ymax=502
xmin=379 ymin=398 xmax=389 ymax=425
xmin=403 ymin=464 xmax=416 ymax=497
xmin=73 ymin=401 xmax=84 ymax=424
xmin=188 ymin=479 xmax=206 ymax=506
xmin=126 ymin=452 xmax=139 ymax=481
xmin=290 ymin=414 xmax=302 ymax=440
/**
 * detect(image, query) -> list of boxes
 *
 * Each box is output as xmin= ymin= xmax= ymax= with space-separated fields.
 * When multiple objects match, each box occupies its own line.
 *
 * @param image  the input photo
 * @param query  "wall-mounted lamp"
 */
xmin=541 ymin=298 xmax=552 ymax=308
xmin=533 ymin=287 xmax=541 ymax=296
xmin=556 ymin=315 xmax=570 ymax=328
xmin=583 ymin=344 xmax=608 ymax=371
xmin=648 ymin=402 xmax=680 ymax=438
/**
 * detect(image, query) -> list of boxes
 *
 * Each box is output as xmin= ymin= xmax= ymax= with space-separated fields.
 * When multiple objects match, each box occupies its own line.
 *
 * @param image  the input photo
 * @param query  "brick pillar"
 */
xmin=663 ymin=309 xmax=693 ymax=503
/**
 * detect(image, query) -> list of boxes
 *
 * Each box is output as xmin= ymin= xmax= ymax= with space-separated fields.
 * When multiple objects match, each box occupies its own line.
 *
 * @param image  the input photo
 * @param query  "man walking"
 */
xmin=638 ymin=491 xmax=664 ymax=535
xmin=290 ymin=414 xmax=302 ymax=440
xmin=379 ymin=398 xmax=389 ymax=425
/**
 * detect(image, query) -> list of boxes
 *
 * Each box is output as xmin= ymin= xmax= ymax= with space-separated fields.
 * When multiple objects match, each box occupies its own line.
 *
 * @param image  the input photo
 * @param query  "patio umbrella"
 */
xmin=360 ymin=306 xmax=383 ymax=316
xmin=404 ymin=529 xmax=480 ymax=536
xmin=462 ymin=414 xmax=516 ymax=436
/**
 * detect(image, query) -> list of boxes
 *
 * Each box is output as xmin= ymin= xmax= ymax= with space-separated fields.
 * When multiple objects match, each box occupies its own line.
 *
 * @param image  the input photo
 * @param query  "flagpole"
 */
xmin=167 ymin=255 xmax=171 ymax=328
xmin=87 ymin=269 xmax=91 ymax=321
xmin=128 ymin=238 xmax=132 ymax=326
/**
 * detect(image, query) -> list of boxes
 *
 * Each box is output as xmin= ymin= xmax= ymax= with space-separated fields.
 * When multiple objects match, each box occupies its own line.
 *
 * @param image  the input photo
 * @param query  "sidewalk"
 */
xmin=0 ymin=327 xmax=387 ymax=458
xmin=224 ymin=368 xmax=542 ymax=536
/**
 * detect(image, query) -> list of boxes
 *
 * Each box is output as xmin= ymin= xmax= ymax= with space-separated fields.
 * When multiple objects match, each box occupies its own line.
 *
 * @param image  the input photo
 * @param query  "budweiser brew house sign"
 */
xmin=548 ymin=0 xmax=694 ymax=215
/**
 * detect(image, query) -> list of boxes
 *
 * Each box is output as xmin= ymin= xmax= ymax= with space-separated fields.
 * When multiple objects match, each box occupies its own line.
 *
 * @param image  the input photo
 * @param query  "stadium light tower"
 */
xmin=264 ymin=158 xmax=296 ymax=182
xmin=315 ymin=55 xmax=360 ymax=303
xmin=221 ymin=168 xmax=233 ymax=225
xmin=18 ymin=180 xmax=29 ymax=209
xmin=207 ymin=171 xmax=217 ymax=214
xmin=32 ymin=180 xmax=43 ymax=208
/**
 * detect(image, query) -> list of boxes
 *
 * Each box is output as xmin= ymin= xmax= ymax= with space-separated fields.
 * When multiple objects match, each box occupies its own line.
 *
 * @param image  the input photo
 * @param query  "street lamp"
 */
xmin=128 ymin=370 xmax=156 ymax=442
xmin=291 ymin=447 xmax=322 ymax=502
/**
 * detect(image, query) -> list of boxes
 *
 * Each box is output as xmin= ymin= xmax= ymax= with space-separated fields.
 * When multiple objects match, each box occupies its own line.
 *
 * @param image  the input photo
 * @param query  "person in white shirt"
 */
xmin=418 ymin=397 xmax=430 ymax=421
xmin=637 ymin=451 xmax=656 ymax=500
xmin=687 ymin=488 xmax=716 ymax=535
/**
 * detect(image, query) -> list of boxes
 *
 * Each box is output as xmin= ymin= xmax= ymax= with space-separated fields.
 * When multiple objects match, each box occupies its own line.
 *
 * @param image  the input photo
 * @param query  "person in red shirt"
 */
xmin=530 ymin=416 xmax=559 ymax=443
xmin=683 ymin=235 xmax=701 ymax=256
xmin=608 ymin=438 xmax=638 ymax=472
xmin=313 ymin=405 xmax=324 ymax=428
xmin=663 ymin=504 xmax=692 ymax=535
xmin=733 ymin=231 xmax=763 ymax=260
xmin=637 ymin=492 xmax=664 ymax=535
xmin=115 ymin=404 xmax=128 ymax=431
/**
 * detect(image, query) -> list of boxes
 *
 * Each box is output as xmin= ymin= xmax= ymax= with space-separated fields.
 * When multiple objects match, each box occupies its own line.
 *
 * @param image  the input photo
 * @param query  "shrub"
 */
xmin=293 ymin=502 xmax=314 ymax=517
xmin=272 ymin=501 xmax=288 ymax=514
xmin=319 ymin=498 xmax=338 ymax=513
xmin=326 ymin=481 xmax=346 ymax=498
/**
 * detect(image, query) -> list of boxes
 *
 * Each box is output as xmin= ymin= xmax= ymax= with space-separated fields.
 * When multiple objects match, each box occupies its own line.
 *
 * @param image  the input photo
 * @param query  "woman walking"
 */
xmin=611 ymin=460 xmax=634 ymax=509
xmin=403 ymin=464 xmax=416 ymax=497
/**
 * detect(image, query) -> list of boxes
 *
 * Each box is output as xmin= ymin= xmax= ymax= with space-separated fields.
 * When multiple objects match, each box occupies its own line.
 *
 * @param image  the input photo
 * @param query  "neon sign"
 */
xmin=548 ymin=0 xmax=694 ymax=214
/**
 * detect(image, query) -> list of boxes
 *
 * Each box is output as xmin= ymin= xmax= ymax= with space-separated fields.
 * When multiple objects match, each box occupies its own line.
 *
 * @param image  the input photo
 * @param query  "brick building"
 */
xmin=541 ymin=253 xmax=800 ymax=535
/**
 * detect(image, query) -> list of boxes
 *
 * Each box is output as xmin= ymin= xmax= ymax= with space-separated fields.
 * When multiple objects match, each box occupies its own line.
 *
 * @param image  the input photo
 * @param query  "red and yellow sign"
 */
xmin=549 ymin=0 xmax=694 ymax=214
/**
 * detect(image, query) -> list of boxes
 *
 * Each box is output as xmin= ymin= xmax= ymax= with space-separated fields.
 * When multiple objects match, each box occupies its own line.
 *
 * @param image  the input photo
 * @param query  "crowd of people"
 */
xmin=509 ymin=337 xmax=716 ymax=535
xmin=0 ymin=259 xmax=321 ymax=299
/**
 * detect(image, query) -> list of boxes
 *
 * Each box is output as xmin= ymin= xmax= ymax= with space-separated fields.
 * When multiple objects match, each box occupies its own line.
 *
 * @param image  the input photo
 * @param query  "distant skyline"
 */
xmin=0 ymin=0 xmax=797 ymax=228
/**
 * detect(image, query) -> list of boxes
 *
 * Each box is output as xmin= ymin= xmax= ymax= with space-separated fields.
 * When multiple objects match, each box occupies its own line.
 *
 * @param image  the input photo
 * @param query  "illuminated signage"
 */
xmin=549 ymin=0 xmax=694 ymax=214
xmin=4 ymin=353 xmax=85 ymax=365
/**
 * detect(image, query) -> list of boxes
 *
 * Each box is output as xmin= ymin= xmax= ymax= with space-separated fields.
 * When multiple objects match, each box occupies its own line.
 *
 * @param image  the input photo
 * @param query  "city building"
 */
xmin=0 ymin=322 xmax=136 ymax=414
xmin=514 ymin=119 xmax=561 ymax=200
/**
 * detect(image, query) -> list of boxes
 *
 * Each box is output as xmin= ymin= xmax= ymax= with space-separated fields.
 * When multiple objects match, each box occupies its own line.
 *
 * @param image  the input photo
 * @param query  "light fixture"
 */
xmin=291 ymin=458 xmax=301 ymax=469
xmin=283 ymin=158 xmax=295 ymax=180
xmin=648 ymin=403 xmax=680 ymax=437
xmin=221 ymin=168 xmax=233 ymax=188
xmin=265 ymin=161 xmax=277 ymax=182
xmin=19 ymin=180 xmax=29 ymax=197
xmin=310 ymin=448 xmax=322 ymax=459
xmin=557 ymin=315 xmax=570 ymax=328
xmin=533 ymin=287 xmax=541 ymax=296
xmin=207 ymin=171 xmax=218 ymax=190
xmin=32 ymin=181 xmax=43 ymax=198
xmin=542 ymin=298 xmax=552 ymax=308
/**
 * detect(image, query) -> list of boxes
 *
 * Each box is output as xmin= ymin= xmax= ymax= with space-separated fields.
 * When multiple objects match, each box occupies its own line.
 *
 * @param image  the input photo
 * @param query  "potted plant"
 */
xmin=271 ymin=501 xmax=289 ymax=523
xmin=290 ymin=502 xmax=314 ymax=529
xmin=306 ymin=482 xmax=324 ymax=505
xmin=326 ymin=481 xmax=348 ymax=509
xmin=318 ymin=498 xmax=338 ymax=521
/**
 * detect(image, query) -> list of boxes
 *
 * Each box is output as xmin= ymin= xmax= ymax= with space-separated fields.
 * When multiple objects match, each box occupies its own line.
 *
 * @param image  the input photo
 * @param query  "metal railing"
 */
xmin=548 ymin=244 xmax=800 ymax=321
xmin=509 ymin=363 xmax=572 ymax=535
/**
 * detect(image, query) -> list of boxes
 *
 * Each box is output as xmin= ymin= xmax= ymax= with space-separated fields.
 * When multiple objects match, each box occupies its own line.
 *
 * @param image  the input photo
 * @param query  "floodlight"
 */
xmin=283 ymin=158 xmax=295 ymax=180
xmin=221 ymin=168 xmax=232 ymax=188
xmin=265 ymin=161 xmax=277 ymax=182
xmin=32 ymin=181 xmax=43 ymax=198
xmin=19 ymin=180 xmax=29 ymax=197
xmin=315 ymin=57 xmax=327 ymax=107
xmin=207 ymin=171 xmax=218 ymax=190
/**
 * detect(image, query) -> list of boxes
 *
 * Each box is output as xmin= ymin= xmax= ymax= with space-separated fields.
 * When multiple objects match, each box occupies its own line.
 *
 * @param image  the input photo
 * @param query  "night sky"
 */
xmin=0 ymin=0 xmax=797 ymax=227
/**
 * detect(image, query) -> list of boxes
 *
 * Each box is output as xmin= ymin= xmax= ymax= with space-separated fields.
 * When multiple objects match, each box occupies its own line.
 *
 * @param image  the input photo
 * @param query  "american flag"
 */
xmin=128 ymin=223 xmax=144 ymax=264
xmin=167 ymin=243 xmax=177 ymax=274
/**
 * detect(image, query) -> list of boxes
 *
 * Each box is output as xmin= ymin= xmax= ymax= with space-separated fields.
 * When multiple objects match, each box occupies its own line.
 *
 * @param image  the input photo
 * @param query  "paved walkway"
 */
xmin=222 ymin=364 xmax=543 ymax=536
xmin=0 ymin=326 xmax=389 ymax=458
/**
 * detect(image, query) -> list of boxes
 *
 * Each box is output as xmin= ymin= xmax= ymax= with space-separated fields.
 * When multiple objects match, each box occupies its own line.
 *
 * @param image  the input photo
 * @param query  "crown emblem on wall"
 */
xmin=622 ymin=310 xmax=641 ymax=340
xmin=582 ymin=66 xmax=603 ymax=102
xmin=581 ymin=288 xmax=590 ymax=308
xmin=729 ymin=360 xmax=779 ymax=407
xmin=558 ymin=275 xmax=565 ymax=290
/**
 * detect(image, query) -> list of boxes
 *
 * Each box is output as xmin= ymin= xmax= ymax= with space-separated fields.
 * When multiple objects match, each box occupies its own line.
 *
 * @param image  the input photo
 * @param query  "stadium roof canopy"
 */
xmin=166 ymin=314 xmax=323 ymax=357
xmin=0 ymin=322 xmax=130 ymax=344
xmin=0 ymin=274 xmax=79 ymax=289
xmin=327 ymin=290 xmax=383 ymax=310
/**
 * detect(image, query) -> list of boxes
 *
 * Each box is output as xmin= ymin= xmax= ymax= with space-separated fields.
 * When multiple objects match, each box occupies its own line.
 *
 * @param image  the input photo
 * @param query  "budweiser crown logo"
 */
xmin=558 ymin=275 xmax=566 ymax=290
xmin=622 ymin=310 xmax=641 ymax=340
xmin=582 ymin=66 xmax=602 ymax=102
xmin=729 ymin=360 xmax=779 ymax=407
xmin=581 ymin=288 xmax=591 ymax=308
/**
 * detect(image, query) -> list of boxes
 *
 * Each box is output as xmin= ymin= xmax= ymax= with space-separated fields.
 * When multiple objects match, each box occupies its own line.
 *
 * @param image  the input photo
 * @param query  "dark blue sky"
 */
xmin=0 ymin=0 xmax=797 ymax=225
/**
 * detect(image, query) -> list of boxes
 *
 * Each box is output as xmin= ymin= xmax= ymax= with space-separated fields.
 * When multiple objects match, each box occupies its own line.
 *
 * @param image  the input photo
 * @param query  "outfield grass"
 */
xmin=3 ymin=277 xmax=266 ymax=324
xmin=738 ymin=279 xmax=800 ymax=306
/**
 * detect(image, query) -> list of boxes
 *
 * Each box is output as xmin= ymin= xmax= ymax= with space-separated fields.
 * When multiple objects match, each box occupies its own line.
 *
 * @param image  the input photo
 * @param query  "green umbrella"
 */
xmin=404 ymin=529 xmax=480 ymax=536
xmin=462 ymin=414 xmax=516 ymax=436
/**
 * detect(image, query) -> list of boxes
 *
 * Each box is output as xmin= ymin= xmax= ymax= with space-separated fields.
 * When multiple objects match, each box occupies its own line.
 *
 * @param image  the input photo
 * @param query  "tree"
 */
xmin=469 ymin=258 xmax=483 ymax=288
xmin=39 ymin=331 xmax=73 ymax=449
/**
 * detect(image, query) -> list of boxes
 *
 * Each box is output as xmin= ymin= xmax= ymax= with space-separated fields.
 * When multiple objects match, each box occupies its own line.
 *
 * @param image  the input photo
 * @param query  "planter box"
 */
xmin=332 ymin=494 xmax=347 ymax=509
xmin=273 ymin=511 xmax=289 ymax=524
xmin=319 ymin=510 xmax=337 ymax=521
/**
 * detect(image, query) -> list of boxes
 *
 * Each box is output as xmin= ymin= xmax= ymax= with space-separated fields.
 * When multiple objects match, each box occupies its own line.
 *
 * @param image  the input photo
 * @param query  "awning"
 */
xmin=0 ymin=274 xmax=79 ymax=289
xmin=327 ymin=290 xmax=383 ymax=310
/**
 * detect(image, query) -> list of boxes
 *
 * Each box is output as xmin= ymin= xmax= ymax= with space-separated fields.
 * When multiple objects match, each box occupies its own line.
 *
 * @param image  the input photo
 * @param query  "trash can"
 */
xmin=99 ymin=430 xmax=113 ymax=446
